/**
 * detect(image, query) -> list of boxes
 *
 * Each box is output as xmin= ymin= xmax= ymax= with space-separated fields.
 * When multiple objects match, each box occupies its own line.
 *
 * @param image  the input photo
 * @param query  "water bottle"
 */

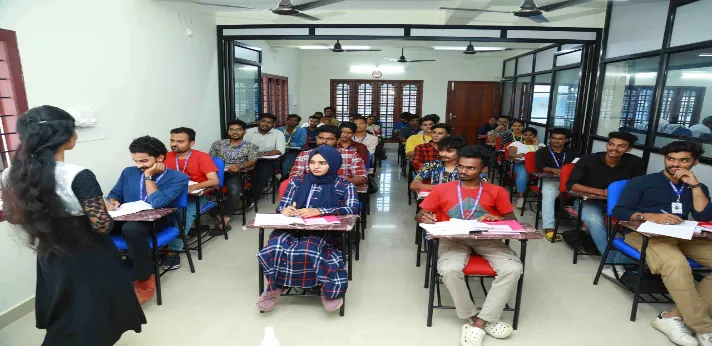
xmin=261 ymin=326 xmax=279 ymax=346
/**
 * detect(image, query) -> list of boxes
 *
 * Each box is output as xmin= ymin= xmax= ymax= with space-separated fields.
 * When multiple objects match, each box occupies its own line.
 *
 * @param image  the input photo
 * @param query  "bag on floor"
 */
xmin=367 ymin=178 xmax=379 ymax=194
xmin=619 ymin=268 xmax=669 ymax=295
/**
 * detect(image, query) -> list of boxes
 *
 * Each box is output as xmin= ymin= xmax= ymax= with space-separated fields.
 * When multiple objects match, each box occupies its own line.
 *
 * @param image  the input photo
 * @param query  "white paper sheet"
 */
xmin=254 ymin=213 xmax=305 ymax=227
xmin=420 ymin=219 xmax=516 ymax=236
xmin=419 ymin=222 xmax=471 ymax=236
xmin=638 ymin=221 xmax=696 ymax=240
xmin=108 ymin=201 xmax=153 ymax=218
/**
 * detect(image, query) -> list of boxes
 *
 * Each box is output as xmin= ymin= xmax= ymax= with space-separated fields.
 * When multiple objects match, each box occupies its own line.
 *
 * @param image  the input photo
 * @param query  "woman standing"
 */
xmin=2 ymin=106 xmax=146 ymax=345
xmin=257 ymin=145 xmax=359 ymax=313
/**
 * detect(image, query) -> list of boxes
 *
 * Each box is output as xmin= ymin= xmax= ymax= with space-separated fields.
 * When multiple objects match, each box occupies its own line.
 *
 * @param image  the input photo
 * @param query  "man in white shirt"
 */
xmin=352 ymin=115 xmax=379 ymax=154
xmin=243 ymin=113 xmax=286 ymax=203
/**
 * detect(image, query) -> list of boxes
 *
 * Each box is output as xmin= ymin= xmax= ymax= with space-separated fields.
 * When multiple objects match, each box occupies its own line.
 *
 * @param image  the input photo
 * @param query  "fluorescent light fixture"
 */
xmin=432 ymin=46 xmax=505 ymax=51
xmin=698 ymin=53 xmax=712 ymax=57
xmin=349 ymin=65 xmax=405 ymax=73
xmin=299 ymin=45 xmax=372 ymax=50
xmin=238 ymin=66 xmax=258 ymax=71
xmin=682 ymin=71 xmax=712 ymax=79
xmin=607 ymin=72 xmax=656 ymax=78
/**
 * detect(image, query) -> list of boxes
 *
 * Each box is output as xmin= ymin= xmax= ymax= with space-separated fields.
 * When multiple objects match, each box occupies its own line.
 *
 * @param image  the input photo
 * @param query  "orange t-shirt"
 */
xmin=165 ymin=150 xmax=218 ymax=183
xmin=419 ymin=181 xmax=514 ymax=221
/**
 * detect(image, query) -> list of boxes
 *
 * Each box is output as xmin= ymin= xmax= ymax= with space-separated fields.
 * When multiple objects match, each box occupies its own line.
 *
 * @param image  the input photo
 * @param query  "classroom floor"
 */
xmin=0 ymin=153 xmax=677 ymax=346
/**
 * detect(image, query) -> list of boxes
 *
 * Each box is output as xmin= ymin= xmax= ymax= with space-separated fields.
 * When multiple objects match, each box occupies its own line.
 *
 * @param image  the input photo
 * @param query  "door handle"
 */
xmin=448 ymin=113 xmax=456 ymax=122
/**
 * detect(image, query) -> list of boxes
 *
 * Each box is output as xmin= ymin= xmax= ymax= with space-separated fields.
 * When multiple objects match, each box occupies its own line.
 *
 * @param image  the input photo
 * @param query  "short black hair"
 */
xmin=458 ymin=145 xmax=491 ymax=168
xmin=170 ymin=127 xmax=196 ymax=142
xmin=420 ymin=114 xmax=438 ymax=125
xmin=313 ymin=112 xmax=324 ymax=117
xmin=340 ymin=121 xmax=357 ymax=133
xmin=226 ymin=120 xmax=246 ymax=131
xmin=523 ymin=127 xmax=538 ymax=136
xmin=426 ymin=114 xmax=440 ymax=124
xmin=324 ymin=106 xmax=336 ymax=112
xmin=511 ymin=119 xmax=526 ymax=127
xmin=608 ymin=131 xmax=638 ymax=146
xmin=309 ymin=115 xmax=321 ymax=121
xmin=129 ymin=136 xmax=168 ymax=157
xmin=259 ymin=113 xmax=278 ymax=122
xmin=549 ymin=127 xmax=571 ymax=139
xmin=432 ymin=123 xmax=452 ymax=134
xmin=703 ymin=116 xmax=712 ymax=126
xmin=401 ymin=111 xmax=413 ymax=119
xmin=661 ymin=141 xmax=704 ymax=160
xmin=317 ymin=125 xmax=341 ymax=138
xmin=352 ymin=115 xmax=367 ymax=123
xmin=367 ymin=115 xmax=378 ymax=120
xmin=498 ymin=115 xmax=511 ymax=121
xmin=439 ymin=135 xmax=466 ymax=151
xmin=489 ymin=115 xmax=498 ymax=120
xmin=287 ymin=114 xmax=302 ymax=122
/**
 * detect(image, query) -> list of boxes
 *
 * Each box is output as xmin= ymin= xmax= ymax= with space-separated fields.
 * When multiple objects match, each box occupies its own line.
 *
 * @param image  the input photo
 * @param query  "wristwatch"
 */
xmin=144 ymin=175 xmax=154 ymax=181
xmin=636 ymin=213 xmax=644 ymax=221
xmin=690 ymin=183 xmax=702 ymax=189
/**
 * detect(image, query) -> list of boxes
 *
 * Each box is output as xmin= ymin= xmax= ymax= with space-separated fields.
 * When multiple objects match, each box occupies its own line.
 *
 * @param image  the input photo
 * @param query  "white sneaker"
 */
xmin=651 ymin=312 xmax=698 ymax=346
xmin=516 ymin=198 xmax=524 ymax=209
xmin=601 ymin=265 xmax=625 ymax=288
xmin=698 ymin=333 xmax=712 ymax=346
xmin=484 ymin=321 xmax=513 ymax=339
xmin=461 ymin=324 xmax=486 ymax=346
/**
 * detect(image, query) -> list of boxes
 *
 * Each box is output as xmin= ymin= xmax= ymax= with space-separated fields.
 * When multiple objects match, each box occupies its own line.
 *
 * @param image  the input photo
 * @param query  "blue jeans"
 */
xmin=541 ymin=179 xmax=559 ymax=230
xmin=513 ymin=162 xmax=528 ymax=194
xmin=573 ymin=199 xmax=633 ymax=265
xmin=168 ymin=195 xmax=210 ymax=251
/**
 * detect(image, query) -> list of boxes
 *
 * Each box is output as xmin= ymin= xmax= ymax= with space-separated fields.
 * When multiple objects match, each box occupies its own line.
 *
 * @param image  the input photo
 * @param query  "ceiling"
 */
xmin=171 ymin=0 xmax=612 ymax=27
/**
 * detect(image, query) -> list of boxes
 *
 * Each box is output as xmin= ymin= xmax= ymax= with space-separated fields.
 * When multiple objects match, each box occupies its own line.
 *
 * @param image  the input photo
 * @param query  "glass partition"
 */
xmin=233 ymin=62 xmax=260 ymax=123
xmin=551 ymin=68 xmax=581 ymax=129
xmin=513 ymin=75 xmax=532 ymax=120
xmin=531 ymin=73 xmax=552 ymax=124
xmin=501 ymin=80 xmax=513 ymax=115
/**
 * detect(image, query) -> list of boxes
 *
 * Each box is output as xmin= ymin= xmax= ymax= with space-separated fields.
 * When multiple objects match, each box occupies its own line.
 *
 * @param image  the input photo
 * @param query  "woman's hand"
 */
xmin=280 ymin=202 xmax=298 ymax=216
xmin=297 ymin=208 xmax=322 ymax=218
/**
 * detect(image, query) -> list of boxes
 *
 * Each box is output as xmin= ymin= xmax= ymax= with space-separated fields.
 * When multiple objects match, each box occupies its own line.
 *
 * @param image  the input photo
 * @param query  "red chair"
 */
xmin=549 ymin=163 xmax=575 ymax=243
xmin=278 ymin=178 xmax=291 ymax=200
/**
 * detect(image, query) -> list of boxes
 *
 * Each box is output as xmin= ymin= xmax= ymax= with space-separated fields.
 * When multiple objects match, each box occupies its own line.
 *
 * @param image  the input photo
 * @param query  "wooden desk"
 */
xmin=423 ymin=222 xmax=542 ymax=328
xmin=113 ymin=208 xmax=176 ymax=222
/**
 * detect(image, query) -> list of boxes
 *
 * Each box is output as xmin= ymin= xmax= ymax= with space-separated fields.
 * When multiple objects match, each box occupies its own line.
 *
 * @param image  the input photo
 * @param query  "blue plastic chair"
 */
xmin=594 ymin=179 xmax=704 ymax=321
xmin=112 ymin=186 xmax=195 ymax=305
xmin=190 ymin=157 xmax=229 ymax=260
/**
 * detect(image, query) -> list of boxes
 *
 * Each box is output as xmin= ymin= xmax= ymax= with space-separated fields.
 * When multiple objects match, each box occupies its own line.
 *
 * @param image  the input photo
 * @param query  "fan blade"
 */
xmin=384 ymin=58 xmax=399 ymax=62
xmin=439 ymin=7 xmax=513 ymax=14
xmin=407 ymin=60 xmax=437 ymax=63
xmin=194 ymin=2 xmax=266 ymax=10
xmin=538 ymin=0 xmax=594 ymax=12
xmin=288 ymin=12 xmax=321 ymax=21
xmin=342 ymin=49 xmax=383 ymax=52
xmin=528 ymin=14 xmax=550 ymax=23
xmin=294 ymin=0 xmax=345 ymax=11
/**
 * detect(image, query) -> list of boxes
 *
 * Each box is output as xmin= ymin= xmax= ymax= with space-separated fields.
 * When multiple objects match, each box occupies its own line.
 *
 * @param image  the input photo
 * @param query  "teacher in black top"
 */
xmin=2 ymin=106 xmax=145 ymax=346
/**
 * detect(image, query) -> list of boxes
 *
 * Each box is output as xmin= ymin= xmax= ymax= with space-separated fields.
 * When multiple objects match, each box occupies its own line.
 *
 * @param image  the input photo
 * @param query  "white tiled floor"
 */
xmin=0 ymin=155 xmax=676 ymax=346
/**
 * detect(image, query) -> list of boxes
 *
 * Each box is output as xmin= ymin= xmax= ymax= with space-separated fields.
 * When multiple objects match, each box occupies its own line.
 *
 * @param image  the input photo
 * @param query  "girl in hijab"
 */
xmin=257 ymin=145 xmax=359 ymax=313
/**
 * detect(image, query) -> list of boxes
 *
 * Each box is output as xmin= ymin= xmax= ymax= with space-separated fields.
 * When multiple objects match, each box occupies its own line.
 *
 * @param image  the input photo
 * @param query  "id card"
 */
xmin=672 ymin=202 xmax=683 ymax=214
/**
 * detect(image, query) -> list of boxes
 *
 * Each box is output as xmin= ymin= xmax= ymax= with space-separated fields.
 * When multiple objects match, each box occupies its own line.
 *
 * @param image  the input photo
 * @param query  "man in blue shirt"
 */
xmin=106 ymin=136 xmax=188 ymax=304
xmin=392 ymin=111 xmax=411 ymax=138
xmin=278 ymin=114 xmax=307 ymax=177
xmin=613 ymin=141 xmax=712 ymax=346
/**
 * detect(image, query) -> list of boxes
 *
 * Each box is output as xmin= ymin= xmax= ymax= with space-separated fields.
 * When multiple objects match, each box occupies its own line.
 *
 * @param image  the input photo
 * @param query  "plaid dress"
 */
xmin=257 ymin=176 xmax=359 ymax=298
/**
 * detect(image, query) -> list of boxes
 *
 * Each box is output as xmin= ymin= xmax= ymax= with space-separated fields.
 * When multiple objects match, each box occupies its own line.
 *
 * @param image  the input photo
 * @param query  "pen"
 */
xmin=660 ymin=209 xmax=669 ymax=214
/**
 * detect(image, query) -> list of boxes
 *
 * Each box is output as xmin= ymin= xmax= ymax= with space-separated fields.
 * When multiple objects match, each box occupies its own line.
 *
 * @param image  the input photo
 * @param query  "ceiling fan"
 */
xmin=440 ymin=0 xmax=594 ymax=23
xmin=195 ymin=0 xmax=344 ymax=21
xmin=386 ymin=48 xmax=436 ymax=63
xmin=328 ymin=40 xmax=382 ymax=52
xmin=462 ymin=42 xmax=511 ymax=55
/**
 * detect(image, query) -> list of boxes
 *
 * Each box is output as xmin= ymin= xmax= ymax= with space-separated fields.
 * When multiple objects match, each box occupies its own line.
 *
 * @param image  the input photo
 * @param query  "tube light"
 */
xmin=698 ymin=53 xmax=712 ymax=57
xmin=349 ymin=65 xmax=405 ymax=73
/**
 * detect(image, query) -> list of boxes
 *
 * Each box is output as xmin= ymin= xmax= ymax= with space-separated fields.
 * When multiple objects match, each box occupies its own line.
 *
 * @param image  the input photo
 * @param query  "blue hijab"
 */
xmin=293 ymin=145 xmax=343 ymax=209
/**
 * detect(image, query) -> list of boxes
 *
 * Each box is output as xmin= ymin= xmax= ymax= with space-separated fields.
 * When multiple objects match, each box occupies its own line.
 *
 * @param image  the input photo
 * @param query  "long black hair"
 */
xmin=3 ymin=105 xmax=82 ymax=255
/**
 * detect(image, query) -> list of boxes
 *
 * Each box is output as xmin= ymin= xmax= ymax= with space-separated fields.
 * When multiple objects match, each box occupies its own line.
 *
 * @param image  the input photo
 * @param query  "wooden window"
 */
xmin=330 ymin=80 xmax=423 ymax=139
xmin=262 ymin=74 xmax=289 ymax=125
xmin=0 ymin=29 xmax=27 ymax=170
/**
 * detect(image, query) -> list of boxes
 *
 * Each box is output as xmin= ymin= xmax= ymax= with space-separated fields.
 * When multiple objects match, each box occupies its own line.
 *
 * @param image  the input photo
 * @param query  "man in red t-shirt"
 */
xmin=417 ymin=145 xmax=523 ymax=346
xmin=163 ymin=127 xmax=219 ymax=270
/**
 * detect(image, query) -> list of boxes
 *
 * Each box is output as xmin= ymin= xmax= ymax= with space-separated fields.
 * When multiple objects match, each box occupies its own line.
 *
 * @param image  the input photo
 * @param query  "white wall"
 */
xmin=0 ymin=0 xmax=219 ymax=315
xmin=298 ymin=48 xmax=512 ymax=117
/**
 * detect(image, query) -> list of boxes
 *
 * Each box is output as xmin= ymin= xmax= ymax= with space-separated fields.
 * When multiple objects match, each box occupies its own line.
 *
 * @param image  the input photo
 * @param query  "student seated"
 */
xmin=416 ymin=145 xmax=522 ymax=346
xmin=567 ymin=131 xmax=644 ymax=274
xmin=352 ymin=115 xmax=379 ymax=154
xmin=305 ymin=114 xmax=321 ymax=148
xmin=289 ymin=125 xmax=367 ymax=187
xmin=399 ymin=114 xmax=421 ymax=145
xmin=487 ymin=116 xmax=516 ymax=148
xmin=256 ymin=146 xmax=359 ymax=312
xmin=393 ymin=111 xmax=412 ymax=138
xmin=507 ymin=125 xmax=544 ymax=209
xmin=536 ymin=128 xmax=578 ymax=241
xmin=209 ymin=119 xmax=260 ymax=214
xmin=412 ymin=123 xmax=452 ymax=171
xmin=338 ymin=121 xmax=369 ymax=162
xmin=405 ymin=114 xmax=437 ymax=158
xmin=410 ymin=136 xmax=466 ymax=191
xmin=321 ymin=106 xmax=340 ymax=126
xmin=106 ymin=135 xmax=189 ymax=303
xmin=278 ymin=114 xmax=307 ymax=177
xmin=478 ymin=116 xmax=498 ymax=145
xmin=366 ymin=115 xmax=382 ymax=136
xmin=612 ymin=141 xmax=712 ymax=346
xmin=244 ymin=113 xmax=287 ymax=203
xmin=301 ymin=111 xmax=322 ymax=127
xmin=164 ymin=127 xmax=219 ymax=269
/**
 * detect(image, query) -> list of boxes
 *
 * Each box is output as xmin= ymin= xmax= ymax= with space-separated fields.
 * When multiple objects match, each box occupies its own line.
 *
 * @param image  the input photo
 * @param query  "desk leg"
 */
xmin=573 ymin=197 xmax=584 ymax=264
xmin=426 ymin=239 xmax=439 ymax=327
xmin=630 ymin=236 xmax=648 ymax=322
xmin=416 ymin=225 xmax=422 ymax=268
xmin=344 ymin=232 xmax=352 ymax=281
xmin=195 ymin=197 xmax=203 ymax=260
xmin=152 ymin=222 xmax=162 ymax=306
xmin=241 ymin=175 xmax=247 ymax=226
xmin=355 ymin=222 xmax=360 ymax=262
xmin=258 ymin=228 xmax=265 ymax=297
xmin=535 ymin=179 xmax=543 ymax=230
xmin=271 ymin=173 xmax=277 ymax=205
xmin=513 ymin=240 xmax=528 ymax=330
xmin=424 ymin=238 xmax=432 ymax=289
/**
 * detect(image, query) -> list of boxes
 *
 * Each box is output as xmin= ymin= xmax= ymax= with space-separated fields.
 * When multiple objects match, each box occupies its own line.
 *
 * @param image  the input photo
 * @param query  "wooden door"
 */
xmin=445 ymin=82 xmax=501 ymax=144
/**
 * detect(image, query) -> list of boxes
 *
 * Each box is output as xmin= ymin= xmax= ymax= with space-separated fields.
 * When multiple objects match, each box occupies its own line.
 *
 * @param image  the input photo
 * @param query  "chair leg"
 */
xmin=593 ymin=226 xmax=617 ymax=285
xmin=573 ymin=198 xmax=584 ymax=265
xmin=195 ymin=198 xmax=203 ymax=260
xmin=630 ymin=236 xmax=649 ymax=322
xmin=218 ymin=198 xmax=229 ymax=240
xmin=424 ymin=239 xmax=432 ymax=288
xmin=179 ymin=220 xmax=196 ymax=274
xmin=426 ymin=239 xmax=439 ymax=327
xmin=151 ymin=224 xmax=162 ymax=306
xmin=465 ymin=277 xmax=475 ymax=303
xmin=552 ymin=196 xmax=565 ymax=244
xmin=416 ymin=226 xmax=422 ymax=267
xmin=479 ymin=277 xmax=488 ymax=296
xmin=512 ymin=240 xmax=528 ymax=330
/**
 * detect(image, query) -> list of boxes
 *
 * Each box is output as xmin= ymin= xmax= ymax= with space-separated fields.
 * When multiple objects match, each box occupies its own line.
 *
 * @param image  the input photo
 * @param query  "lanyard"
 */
xmin=175 ymin=149 xmax=193 ymax=173
xmin=225 ymin=141 xmax=244 ymax=163
xmin=354 ymin=135 xmax=366 ymax=143
xmin=548 ymin=147 xmax=566 ymax=169
xmin=457 ymin=181 xmax=484 ymax=220
xmin=139 ymin=171 xmax=166 ymax=201
xmin=525 ymin=143 xmax=537 ymax=152
xmin=422 ymin=133 xmax=427 ymax=144
xmin=285 ymin=129 xmax=296 ymax=145
xmin=669 ymin=182 xmax=686 ymax=203
xmin=305 ymin=185 xmax=316 ymax=208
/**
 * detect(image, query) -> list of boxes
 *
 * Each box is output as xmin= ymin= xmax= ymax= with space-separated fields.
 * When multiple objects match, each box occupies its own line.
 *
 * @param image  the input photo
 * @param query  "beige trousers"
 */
xmin=437 ymin=239 xmax=523 ymax=322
